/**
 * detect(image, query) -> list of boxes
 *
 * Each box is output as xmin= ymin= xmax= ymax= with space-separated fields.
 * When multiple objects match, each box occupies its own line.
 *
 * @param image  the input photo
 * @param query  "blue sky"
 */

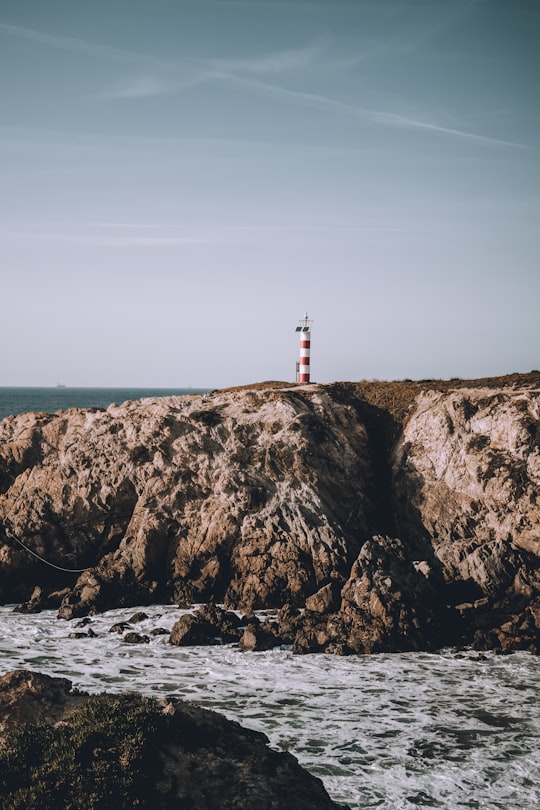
xmin=1 ymin=0 xmax=539 ymax=387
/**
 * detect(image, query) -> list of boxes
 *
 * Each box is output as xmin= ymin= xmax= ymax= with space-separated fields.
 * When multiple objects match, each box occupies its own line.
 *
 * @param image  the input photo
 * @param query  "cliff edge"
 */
xmin=1 ymin=374 xmax=539 ymax=654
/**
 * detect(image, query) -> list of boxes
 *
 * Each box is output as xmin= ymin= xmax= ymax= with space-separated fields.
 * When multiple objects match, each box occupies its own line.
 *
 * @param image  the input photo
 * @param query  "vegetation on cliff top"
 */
xmin=220 ymin=371 xmax=540 ymax=426
xmin=344 ymin=370 xmax=540 ymax=425
xmin=0 ymin=695 xmax=161 ymax=809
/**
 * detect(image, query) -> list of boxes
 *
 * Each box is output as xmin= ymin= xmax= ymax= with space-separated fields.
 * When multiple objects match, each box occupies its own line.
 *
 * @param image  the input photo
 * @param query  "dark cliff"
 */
xmin=0 ymin=669 xmax=345 ymax=809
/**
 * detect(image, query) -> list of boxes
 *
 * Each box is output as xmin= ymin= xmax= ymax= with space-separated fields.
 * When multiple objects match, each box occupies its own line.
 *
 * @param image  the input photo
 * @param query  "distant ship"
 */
xmin=56 ymin=383 xmax=66 ymax=389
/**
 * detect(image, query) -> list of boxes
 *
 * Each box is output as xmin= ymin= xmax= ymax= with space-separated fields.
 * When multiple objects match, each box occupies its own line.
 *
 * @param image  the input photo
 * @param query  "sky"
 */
xmin=1 ymin=0 xmax=539 ymax=388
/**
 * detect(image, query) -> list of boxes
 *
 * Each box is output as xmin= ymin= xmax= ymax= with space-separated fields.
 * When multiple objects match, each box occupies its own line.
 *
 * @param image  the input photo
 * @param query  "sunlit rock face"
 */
xmin=390 ymin=384 xmax=540 ymax=654
xmin=1 ymin=376 xmax=539 ymax=654
xmin=0 ymin=385 xmax=373 ymax=614
xmin=394 ymin=388 xmax=540 ymax=595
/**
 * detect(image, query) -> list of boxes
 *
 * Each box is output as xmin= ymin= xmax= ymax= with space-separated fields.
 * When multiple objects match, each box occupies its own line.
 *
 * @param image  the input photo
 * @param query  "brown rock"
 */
xmin=0 ymin=669 xmax=85 ymax=734
xmin=123 ymin=631 xmax=150 ymax=644
xmin=239 ymin=621 xmax=281 ymax=651
xmin=128 ymin=610 xmax=149 ymax=623
xmin=292 ymin=536 xmax=446 ymax=655
xmin=337 ymin=535 xmax=445 ymax=653
xmin=292 ymin=612 xmax=333 ymax=654
xmin=169 ymin=613 xmax=219 ymax=646
xmin=305 ymin=581 xmax=342 ymax=614
xmin=1 ymin=377 xmax=540 ymax=655
xmin=169 ymin=605 xmax=243 ymax=647
xmin=0 ymin=386 xmax=372 ymax=613
xmin=394 ymin=387 xmax=540 ymax=593
xmin=276 ymin=603 xmax=301 ymax=642
xmin=109 ymin=621 xmax=131 ymax=633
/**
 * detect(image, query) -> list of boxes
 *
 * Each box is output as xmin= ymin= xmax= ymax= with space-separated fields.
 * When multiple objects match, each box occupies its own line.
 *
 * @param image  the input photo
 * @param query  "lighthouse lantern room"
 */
xmin=295 ymin=311 xmax=313 ymax=383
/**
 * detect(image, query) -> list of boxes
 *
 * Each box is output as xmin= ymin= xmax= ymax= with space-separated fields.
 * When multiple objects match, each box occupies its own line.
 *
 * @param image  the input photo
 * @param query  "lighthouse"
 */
xmin=295 ymin=311 xmax=313 ymax=383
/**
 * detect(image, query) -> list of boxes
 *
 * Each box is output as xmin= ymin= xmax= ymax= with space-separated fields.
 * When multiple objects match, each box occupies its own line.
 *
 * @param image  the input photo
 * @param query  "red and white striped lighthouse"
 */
xmin=295 ymin=311 xmax=313 ymax=383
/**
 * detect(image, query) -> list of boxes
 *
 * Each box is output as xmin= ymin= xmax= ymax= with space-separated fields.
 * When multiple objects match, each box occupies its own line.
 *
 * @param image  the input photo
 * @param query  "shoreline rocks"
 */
xmin=1 ymin=375 xmax=539 ymax=655
xmin=0 ymin=669 xmax=346 ymax=809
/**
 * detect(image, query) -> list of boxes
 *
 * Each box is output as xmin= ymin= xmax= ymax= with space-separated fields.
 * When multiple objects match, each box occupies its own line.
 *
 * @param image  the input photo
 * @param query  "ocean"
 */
xmin=0 ymin=605 xmax=538 ymax=810
xmin=0 ymin=389 xmax=539 ymax=809
xmin=0 ymin=386 xmax=209 ymax=422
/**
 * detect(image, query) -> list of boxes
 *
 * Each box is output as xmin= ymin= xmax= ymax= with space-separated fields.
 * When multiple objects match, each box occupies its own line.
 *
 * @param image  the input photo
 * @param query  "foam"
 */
xmin=0 ymin=605 xmax=538 ymax=809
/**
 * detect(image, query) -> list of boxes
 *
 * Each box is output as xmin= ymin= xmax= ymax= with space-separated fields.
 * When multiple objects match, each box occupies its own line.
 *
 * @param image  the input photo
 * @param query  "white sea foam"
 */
xmin=0 ymin=604 xmax=538 ymax=809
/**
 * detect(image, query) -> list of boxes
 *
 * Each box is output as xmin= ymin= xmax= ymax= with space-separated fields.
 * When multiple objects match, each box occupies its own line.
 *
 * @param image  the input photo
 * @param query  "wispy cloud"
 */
xmin=214 ymin=73 xmax=527 ymax=148
xmin=221 ymin=224 xmax=421 ymax=233
xmin=366 ymin=109 xmax=525 ymax=148
xmin=92 ymin=222 xmax=171 ymax=229
xmin=103 ymin=75 xmax=182 ymax=99
xmin=0 ymin=20 xmax=326 ymax=99
xmin=201 ymin=40 xmax=326 ymax=75
xmin=1 ymin=19 xmax=523 ymax=148
xmin=101 ymin=41 xmax=327 ymax=98
xmin=0 ymin=21 xmax=160 ymax=67
xmin=0 ymin=226 xmax=204 ymax=247
xmin=89 ymin=236 xmax=204 ymax=247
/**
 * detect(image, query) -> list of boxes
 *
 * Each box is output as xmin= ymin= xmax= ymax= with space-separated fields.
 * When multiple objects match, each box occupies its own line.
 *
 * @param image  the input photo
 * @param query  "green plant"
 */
xmin=0 ymin=696 xmax=164 ymax=809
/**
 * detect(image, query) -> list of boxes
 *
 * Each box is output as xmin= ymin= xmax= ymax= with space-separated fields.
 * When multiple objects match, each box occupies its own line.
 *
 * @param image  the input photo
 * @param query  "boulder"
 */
xmin=128 ymin=611 xmax=149 ymax=623
xmin=305 ymin=581 xmax=342 ymax=614
xmin=239 ymin=621 xmax=282 ymax=652
xmin=169 ymin=614 xmax=218 ymax=647
xmin=123 ymin=632 xmax=150 ymax=644
xmin=169 ymin=604 xmax=243 ymax=647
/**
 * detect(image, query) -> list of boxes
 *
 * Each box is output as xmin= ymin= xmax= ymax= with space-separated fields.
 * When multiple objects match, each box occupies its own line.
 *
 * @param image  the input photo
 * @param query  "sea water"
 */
xmin=0 ymin=390 xmax=539 ymax=808
xmin=0 ymin=605 xmax=538 ymax=810
xmin=0 ymin=386 xmax=209 ymax=422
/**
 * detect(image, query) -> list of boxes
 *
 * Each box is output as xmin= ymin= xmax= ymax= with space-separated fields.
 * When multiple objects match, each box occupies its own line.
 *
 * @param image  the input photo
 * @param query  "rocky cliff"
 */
xmin=0 ymin=375 xmax=539 ymax=654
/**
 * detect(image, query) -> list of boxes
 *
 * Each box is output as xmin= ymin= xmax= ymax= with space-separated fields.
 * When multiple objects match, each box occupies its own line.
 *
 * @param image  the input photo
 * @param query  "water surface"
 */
xmin=0 ymin=605 xmax=538 ymax=809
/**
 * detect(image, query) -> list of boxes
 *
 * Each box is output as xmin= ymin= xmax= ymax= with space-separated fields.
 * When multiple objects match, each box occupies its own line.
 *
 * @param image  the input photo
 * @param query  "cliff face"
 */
xmin=0 ymin=387 xmax=372 ymax=612
xmin=0 ymin=377 xmax=539 ymax=654
xmin=392 ymin=385 xmax=540 ymax=652
xmin=395 ymin=387 xmax=540 ymax=590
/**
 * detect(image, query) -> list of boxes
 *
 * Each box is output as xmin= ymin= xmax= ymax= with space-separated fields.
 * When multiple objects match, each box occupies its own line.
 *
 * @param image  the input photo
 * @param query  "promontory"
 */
xmin=1 ymin=374 xmax=539 ymax=655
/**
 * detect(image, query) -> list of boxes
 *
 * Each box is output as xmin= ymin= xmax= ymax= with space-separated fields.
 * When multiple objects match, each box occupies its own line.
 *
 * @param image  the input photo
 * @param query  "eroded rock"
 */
xmin=1 ymin=377 xmax=539 ymax=654
xmin=0 ymin=386 xmax=372 ymax=616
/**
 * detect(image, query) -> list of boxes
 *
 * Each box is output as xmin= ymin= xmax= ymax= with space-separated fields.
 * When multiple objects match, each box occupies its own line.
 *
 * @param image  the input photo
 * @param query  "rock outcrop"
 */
xmin=393 ymin=383 xmax=540 ymax=652
xmin=0 ymin=386 xmax=372 ymax=615
xmin=1 ymin=375 xmax=539 ymax=654
xmin=0 ymin=669 xmax=345 ymax=809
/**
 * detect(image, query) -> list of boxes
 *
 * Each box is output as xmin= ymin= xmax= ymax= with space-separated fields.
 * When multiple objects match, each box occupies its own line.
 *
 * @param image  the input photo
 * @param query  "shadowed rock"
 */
xmin=0 ymin=669 xmax=347 ymax=809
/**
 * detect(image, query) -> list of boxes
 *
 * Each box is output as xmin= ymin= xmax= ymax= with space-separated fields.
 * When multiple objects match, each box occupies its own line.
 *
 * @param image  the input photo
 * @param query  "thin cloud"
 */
xmin=221 ymin=224 xmax=421 ymax=233
xmin=89 ymin=236 xmax=204 ymax=247
xmin=202 ymin=41 xmax=326 ymax=75
xmin=92 ymin=223 xmax=171 ymax=229
xmin=216 ymin=73 xmax=527 ymax=148
xmin=2 ymin=19 xmax=522 ymax=149
xmin=0 ymin=21 xmax=162 ymax=67
xmin=0 ymin=228 xmax=204 ymax=247
xmin=103 ymin=75 xmax=182 ymax=99
xmin=368 ymin=109 xmax=526 ymax=148
xmin=102 ymin=42 xmax=328 ymax=99
xmin=0 ymin=21 xmax=329 ymax=100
